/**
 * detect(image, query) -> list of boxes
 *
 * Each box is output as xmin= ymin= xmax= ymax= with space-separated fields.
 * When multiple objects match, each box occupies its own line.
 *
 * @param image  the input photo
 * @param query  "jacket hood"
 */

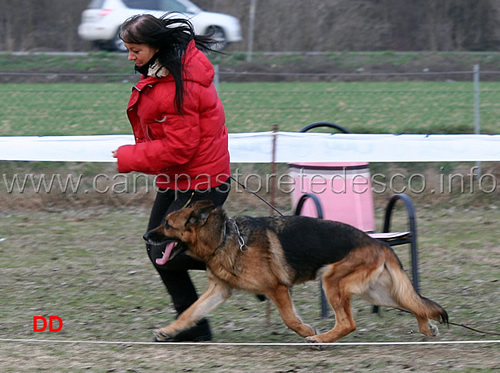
xmin=135 ymin=40 xmax=213 ymax=88
xmin=181 ymin=40 xmax=214 ymax=88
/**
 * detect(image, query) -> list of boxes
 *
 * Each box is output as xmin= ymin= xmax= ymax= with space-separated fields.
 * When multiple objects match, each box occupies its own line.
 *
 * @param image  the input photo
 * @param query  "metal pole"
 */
xmin=473 ymin=64 xmax=481 ymax=176
xmin=247 ymin=0 xmax=257 ymax=62
xmin=213 ymin=64 xmax=219 ymax=93
xmin=266 ymin=123 xmax=279 ymax=326
xmin=270 ymin=124 xmax=279 ymax=216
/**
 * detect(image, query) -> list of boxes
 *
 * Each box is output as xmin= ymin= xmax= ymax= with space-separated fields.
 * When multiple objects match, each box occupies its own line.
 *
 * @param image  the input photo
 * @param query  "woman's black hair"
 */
xmin=119 ymin=13 xmax=217 ymax=114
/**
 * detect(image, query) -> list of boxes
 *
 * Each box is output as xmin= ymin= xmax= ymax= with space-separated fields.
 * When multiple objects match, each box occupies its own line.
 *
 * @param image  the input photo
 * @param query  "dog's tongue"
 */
xmin=156 ymin=242 xmax=176 ymax=266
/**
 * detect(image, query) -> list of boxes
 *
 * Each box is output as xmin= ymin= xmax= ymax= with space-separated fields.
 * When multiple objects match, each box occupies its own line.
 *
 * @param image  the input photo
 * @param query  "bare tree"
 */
xmin=0 ymin=0 xmax=498 ymax=51
xmin=0 ymin=0 xmax=90 ymax=51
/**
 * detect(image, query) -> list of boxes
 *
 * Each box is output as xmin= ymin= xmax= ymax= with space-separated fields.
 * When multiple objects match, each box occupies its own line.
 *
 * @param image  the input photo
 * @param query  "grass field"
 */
xmin=1 ymin=81 xmax=499 ymax=136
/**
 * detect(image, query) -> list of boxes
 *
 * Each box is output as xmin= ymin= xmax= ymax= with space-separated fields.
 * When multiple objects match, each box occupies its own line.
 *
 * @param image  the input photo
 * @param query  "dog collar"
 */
xmin=216 ymin=218 xmax=247 ymax=253
xmin=229 ymin=218 xmax=247 ymax=252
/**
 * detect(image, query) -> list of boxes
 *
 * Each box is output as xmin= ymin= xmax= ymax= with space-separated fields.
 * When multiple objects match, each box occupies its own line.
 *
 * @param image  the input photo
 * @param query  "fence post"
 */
xmin=473 ymin=64 xmax=481 ymax=176
xmin=246 ymin=0 xmax=257 ymax=62
xmin=214 ymin=64 xmax=219 ymax=93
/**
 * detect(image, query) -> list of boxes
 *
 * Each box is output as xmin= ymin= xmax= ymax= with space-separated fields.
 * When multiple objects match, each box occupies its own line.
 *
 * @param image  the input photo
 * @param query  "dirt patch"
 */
xmin=0 ymin=342 xmax=498 ymax=372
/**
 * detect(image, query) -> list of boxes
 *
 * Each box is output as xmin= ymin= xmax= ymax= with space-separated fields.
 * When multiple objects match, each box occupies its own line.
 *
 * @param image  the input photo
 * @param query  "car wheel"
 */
xmin=92 ymin=41 xmax=105 ymax=51
xmin=112 ymin=31 xmax=127 ymax=53
xmin=206 ymin=26 xmax=227 ymax=51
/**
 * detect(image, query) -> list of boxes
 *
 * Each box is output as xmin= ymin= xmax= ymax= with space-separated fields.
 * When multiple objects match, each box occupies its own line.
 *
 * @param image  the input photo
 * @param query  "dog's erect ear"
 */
xmin=187 ymin=200 xmax=216 ymax=226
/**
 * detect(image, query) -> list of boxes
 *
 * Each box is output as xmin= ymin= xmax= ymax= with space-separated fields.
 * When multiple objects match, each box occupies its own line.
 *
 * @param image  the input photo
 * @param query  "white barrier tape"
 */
xmin=1 ymin=133 xmax=499 ymax=163
xmin=0 ymin=338 xmax=498 ymax=347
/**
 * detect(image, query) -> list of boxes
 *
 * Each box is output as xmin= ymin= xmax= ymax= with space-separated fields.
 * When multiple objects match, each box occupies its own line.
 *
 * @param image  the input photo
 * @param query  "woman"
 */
xmin=112 ymin=13 xmax=231 ymax=342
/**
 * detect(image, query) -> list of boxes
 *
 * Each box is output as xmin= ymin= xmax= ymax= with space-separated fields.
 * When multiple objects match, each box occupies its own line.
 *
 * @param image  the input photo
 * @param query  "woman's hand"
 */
xmin=112 ymin=149 xmax=118 ymax=158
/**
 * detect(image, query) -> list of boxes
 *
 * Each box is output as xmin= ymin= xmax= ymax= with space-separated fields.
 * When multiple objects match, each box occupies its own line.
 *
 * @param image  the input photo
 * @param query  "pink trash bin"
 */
xmin=289 ymin=162 xmax=375 ymax=232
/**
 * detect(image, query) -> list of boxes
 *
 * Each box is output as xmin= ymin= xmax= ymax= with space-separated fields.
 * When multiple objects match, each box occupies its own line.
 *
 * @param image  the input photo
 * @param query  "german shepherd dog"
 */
xmin=143 ymin=200 xmax=448 ymax=343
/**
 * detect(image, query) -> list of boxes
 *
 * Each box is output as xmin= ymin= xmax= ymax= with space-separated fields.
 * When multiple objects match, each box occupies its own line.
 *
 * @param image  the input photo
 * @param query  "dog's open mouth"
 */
xmin=156 ymin=241 xmax=181 ymax=266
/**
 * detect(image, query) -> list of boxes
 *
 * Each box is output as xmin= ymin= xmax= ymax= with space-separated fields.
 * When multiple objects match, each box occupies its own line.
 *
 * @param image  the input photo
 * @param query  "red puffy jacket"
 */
xmin=116 ymin=40 xmax=230 ymax=190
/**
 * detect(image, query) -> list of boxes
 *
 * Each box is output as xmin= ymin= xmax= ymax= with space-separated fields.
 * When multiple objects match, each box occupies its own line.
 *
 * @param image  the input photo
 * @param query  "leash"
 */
xmin=447 ymin=321 xmax=500 ymax=336
xmin=395 ymin=308 xmax=500 ymax=336
xmin=181 ymin=191 xmax=195 ymax=209
xmin=230 ymin=176 xmax=284 ymax=217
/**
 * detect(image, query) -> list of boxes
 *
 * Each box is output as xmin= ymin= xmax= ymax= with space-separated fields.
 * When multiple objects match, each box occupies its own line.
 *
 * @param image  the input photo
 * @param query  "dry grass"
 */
xmin=0 ymin=193 xmax=498 ymax=371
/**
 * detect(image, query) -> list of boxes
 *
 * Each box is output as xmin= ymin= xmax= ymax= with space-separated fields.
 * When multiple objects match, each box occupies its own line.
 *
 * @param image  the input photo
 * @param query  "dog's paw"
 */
xmin=305 ymin=336 xmax=325 ymax=350
xmin=152 ymin=329 xmax=173 ymax=342
xmin=302 ymin=324 xmax=318 ymax=337
xmin=429 ymin=322 xmax=440 ymax=337
xmin=305 ymin=335 xmax=321 ymax=343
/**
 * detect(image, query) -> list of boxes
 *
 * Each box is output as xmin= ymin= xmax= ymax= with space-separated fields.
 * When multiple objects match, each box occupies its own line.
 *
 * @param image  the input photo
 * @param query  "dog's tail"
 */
xmin=383 ymin=245 xmax=448 ymax=326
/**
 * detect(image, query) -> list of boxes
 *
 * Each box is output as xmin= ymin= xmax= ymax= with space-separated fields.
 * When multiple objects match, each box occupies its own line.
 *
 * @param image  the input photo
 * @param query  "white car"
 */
xmin=78 ymin=0 xmax=242 ymax=51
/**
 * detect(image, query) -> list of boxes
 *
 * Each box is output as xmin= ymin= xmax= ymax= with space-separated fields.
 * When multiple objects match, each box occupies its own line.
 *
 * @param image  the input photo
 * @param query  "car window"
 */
xmin=159 ymin=0 xmax=188 ymax=12
xmin=88 ymin=0 xmax=105 ymax=8
xmin=122 ymin=0 xmax=188 ymax=12
xmin=123 ymin=0 xmax=159 ymax=10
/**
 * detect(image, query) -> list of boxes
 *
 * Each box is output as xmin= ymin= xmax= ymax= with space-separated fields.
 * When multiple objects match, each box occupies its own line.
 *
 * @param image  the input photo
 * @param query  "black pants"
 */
xmin=146 ymin=178 xmax=231 ymax=315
